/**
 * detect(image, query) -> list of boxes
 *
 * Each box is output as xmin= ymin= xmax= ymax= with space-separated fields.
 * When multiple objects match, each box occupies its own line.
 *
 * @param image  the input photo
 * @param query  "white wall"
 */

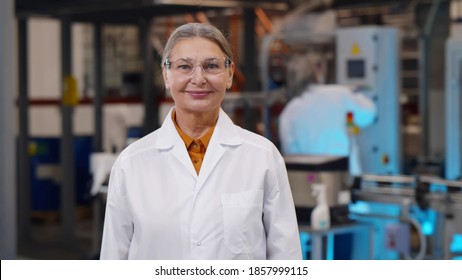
xmin=72 ymin=24 xmax=86 ymax=97
xmin=0 ymin=0 xmax=17 ymax=259
xmin=28 ymin=18 xmax=61 ymax=99
xmin=28 ymin=19 xmax=87 ymax=100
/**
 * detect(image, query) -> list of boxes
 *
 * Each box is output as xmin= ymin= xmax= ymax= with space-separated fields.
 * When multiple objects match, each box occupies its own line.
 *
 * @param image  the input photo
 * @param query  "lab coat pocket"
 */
xmin=221 ymin=190 xmax=264 ymax=254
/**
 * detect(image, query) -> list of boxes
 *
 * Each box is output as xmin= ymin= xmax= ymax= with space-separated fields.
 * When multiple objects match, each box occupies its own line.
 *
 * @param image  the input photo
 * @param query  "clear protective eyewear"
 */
xmin=163 ymin=57 xmax=231 ymax=76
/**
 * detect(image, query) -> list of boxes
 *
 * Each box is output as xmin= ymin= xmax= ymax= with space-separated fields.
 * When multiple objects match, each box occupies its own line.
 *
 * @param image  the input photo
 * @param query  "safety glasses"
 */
xmin=163 ymin=57 xmax=231 ymax=76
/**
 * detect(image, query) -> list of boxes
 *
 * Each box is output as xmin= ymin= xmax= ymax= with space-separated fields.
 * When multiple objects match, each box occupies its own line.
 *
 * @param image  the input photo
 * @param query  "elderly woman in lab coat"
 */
xmin=100 ymin=23 xmax=302 ymax=260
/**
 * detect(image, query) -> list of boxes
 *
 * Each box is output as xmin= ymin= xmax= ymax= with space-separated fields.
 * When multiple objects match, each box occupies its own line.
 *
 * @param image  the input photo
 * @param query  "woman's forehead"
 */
xmin=170 ymin=37 xmax=224 ymax=57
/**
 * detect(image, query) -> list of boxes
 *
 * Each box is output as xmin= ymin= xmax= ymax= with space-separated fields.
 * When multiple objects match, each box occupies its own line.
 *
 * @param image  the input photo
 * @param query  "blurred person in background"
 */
xmin=279 ymin=52 xmax=376 ymax=176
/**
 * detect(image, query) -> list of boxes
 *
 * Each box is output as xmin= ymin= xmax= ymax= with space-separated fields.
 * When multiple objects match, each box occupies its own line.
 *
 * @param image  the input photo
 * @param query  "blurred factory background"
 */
xmin=0 ymin=0 xmax=461 ymax=260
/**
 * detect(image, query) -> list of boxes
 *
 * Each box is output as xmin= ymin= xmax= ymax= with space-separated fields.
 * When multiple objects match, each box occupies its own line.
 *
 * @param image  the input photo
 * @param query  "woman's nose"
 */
xmin=190 ymin=66 xmax=206 ymax=84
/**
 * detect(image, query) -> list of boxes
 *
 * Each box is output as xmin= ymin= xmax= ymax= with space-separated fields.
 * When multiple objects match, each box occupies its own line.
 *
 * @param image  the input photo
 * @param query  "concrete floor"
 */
xmin=17 ymin=220 xmax=96 ymax=260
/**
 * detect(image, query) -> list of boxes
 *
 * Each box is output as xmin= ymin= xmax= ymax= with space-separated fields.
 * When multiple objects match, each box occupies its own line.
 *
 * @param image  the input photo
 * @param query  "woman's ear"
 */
xmin=226 ymin=62 xmax=235 ymax=89
xmin=162 ymin=67 xmax=170 ymax=90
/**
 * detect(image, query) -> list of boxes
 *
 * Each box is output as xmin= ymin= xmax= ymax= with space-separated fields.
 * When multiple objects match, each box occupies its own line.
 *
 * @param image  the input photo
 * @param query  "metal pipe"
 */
xmin=259 ymin=34 xmax=275 ymax=140
xmin=418 ymin=35 xmax=429 ymax=156
xmin=419 ymin=0 xmax=442 ymax=156
xmin=92 ymin=22 xmax=104 ymax=257
xmin=360 ymin=186 xmax=415 ymax=196
xmin=420 ymin=175 xmax=462 ymax=188
xmin=17 ymin=17 xmax=31 ymax=244
xmin=352 ymin=189 xmax=415 ymax=205
xmin=362 ymin=174 xmax=417 ymax=184
xmin=60 ymin=16 xmax=76 ymax=243
xmin=0 ymin=0 xmax=18 ymax=259
xmin=140 ymin=18 xmax=157 ymax=135
xmin=243 ymin=8 xmax=258 ymax=133
xmin=93 ymin=22 xmax=103 ymax=152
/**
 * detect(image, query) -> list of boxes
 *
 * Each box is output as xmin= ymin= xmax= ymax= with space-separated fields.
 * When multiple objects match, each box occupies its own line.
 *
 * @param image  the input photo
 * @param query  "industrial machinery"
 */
xmin=336 ymin=26 xmax=401 ymax=175
xmin=260 ymin=25 xmax=403 ymax=259
xmin=284 ymin=155 xmax=351 ymax=222
xmin=284 ymin=155 xmax=368 ymax=260
xmin=343 ymin=24 xmax=462 ymax=260
xmin=351 ymin=174 xmax=462 ymax=259
xmin=261 ymin=12 xmax=462 ymax=258
xmin=419 ymin=176 xmax=462 ymax=259
xmin=350 ymin=174 xmax=425 ymax=259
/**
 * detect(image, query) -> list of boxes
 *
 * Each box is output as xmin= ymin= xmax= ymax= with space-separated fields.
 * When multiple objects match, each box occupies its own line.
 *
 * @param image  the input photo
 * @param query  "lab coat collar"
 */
xmin=152 ymin=108 xmax=180 ymax=150
xmin=154 ymin=107 xmax=242 ymax=150
xmin=153 ymin=106 xmax=242 ymax=183
xmin=213 ymin=108 xmax=242 ymax=147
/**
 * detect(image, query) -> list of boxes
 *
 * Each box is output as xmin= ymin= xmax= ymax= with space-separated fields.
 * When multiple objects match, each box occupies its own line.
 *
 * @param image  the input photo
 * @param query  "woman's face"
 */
xmin=163 ymin=37 xmax=234 ymax=115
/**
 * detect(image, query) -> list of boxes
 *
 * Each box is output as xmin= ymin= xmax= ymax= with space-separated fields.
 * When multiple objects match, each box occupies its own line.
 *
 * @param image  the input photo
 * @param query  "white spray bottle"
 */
xmin=310 ymin=183 xmax=331 ymax=230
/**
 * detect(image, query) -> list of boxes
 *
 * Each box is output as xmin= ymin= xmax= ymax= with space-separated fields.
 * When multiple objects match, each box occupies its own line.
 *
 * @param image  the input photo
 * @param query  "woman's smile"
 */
xmin=185 ymin=90 xmax=213 ymax=98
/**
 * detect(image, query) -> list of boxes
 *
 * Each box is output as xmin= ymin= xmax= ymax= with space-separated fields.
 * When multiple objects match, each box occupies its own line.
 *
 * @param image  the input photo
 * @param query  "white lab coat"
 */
xmin=279 ymin=85 xmax=377 ymax=174
xmin=100 ymin=108 xmax=302 ymax=260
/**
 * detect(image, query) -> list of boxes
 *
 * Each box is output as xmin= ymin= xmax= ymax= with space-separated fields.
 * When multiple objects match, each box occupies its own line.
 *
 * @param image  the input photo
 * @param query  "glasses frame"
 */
xmin=163 ymin=57 xmax=232 ymax=76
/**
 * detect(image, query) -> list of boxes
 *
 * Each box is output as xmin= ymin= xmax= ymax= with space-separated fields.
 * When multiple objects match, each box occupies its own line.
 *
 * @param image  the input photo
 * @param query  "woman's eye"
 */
xmin=204 ymin=63 xmax=219 ymax=70
xmin=177 ymin=64 xmax=192 ymax=70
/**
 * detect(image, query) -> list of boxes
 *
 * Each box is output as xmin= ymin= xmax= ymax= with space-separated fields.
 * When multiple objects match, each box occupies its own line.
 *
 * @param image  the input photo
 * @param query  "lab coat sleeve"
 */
xmin=100 ymin=158 xmax=134 ymax=259
xmin=263 ymin=148 xmax=302 ymax=259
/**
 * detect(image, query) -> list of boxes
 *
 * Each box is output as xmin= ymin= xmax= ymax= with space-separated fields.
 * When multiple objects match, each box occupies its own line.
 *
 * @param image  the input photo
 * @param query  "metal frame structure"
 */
xmin=0 ymin=0 xmax=17 ymax=260
xmin=445 ymin=35 xmax=462 ymax=180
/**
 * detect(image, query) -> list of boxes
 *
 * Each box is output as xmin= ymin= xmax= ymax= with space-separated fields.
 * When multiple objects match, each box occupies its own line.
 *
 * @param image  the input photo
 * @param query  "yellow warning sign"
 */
xmin=351 ymin=42 xmax=361 ymax=55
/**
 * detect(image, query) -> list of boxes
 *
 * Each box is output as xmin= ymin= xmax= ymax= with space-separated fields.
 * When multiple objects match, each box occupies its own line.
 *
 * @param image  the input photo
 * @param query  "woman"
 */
xmin=100 ymin=22 xmax=302 ymax=260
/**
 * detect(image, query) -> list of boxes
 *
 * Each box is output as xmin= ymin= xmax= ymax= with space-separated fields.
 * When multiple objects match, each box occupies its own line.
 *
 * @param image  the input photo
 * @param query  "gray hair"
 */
xmin=161 ymin=23 xmax=234 ymax=64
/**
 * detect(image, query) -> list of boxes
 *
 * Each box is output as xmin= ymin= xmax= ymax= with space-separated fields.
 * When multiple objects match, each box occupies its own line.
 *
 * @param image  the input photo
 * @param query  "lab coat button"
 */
xmin=196 ymin=242 xmax=201 ymax=246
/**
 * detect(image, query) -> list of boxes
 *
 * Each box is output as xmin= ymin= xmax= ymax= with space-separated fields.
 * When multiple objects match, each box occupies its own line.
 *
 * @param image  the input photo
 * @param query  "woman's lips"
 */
xmin=186 ymin=91 xmax=212 ymax=98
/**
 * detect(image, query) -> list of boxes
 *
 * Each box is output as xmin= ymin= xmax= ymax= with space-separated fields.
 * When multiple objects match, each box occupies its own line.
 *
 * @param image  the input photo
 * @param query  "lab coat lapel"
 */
xmin=171 ymin=141 xmax=197 ymax=179
xmin=196 ymin=109 xmax=241 ymax=190
xmin=154 ymin=108 xmax=197 ymax=179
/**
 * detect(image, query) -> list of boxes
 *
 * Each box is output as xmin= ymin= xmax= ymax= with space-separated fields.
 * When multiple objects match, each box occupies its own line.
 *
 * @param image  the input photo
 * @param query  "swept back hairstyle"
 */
xmin=161 ymin=23 xmax=234 ymax=64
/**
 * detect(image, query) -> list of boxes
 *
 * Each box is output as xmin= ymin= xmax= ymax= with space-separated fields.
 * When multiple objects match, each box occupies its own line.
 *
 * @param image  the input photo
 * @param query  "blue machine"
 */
xmin=29 ymin=138 xmax=60 ymax=211
xmin=336 ymin=26 xmax=403 ymax=259
xmin=336 ymin=26 xmax=401 ymax=175
xmin=29 ymin=136 xmax=93 ymax=212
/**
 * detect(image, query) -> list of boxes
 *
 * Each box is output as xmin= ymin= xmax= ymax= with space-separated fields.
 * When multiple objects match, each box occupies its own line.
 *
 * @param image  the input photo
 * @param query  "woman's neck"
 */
xmin=174 ymin=108 xmax=219 ymax=139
